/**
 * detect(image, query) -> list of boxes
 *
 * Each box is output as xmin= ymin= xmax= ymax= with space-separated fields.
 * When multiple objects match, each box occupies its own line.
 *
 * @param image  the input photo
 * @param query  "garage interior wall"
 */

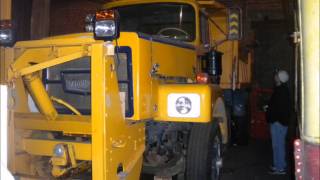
xmin=50 ymin=0 xmax=101 ymax=36
xmin=12 ymin=0 xmax=32 ymax=41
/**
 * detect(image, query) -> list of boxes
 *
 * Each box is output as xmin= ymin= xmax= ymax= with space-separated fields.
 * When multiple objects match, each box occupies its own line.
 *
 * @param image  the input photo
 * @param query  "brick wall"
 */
xmin=252 ymin=20 xmax=294 ymax=89
xmin=50 ymin=0 xmax=101 ymax=36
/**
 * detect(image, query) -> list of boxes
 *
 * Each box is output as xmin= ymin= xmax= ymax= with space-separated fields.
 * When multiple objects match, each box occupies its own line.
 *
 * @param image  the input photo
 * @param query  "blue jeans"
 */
xmin=270 ymin=122 xmax=288 ymax=170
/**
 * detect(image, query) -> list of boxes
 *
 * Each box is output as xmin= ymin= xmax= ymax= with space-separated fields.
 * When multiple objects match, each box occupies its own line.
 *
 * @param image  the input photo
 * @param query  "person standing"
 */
xmin=266 ymin=70 xmax=291 ymax=175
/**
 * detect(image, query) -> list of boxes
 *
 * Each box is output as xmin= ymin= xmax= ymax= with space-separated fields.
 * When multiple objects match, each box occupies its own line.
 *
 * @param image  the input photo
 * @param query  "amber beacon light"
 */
xmin=94 ymin=10 xmax=120 ymax=41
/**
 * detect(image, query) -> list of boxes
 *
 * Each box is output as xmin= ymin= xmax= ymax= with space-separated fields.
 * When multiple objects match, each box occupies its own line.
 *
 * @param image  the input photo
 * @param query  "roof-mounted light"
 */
xmin=0 ymin=20 xmax=13 ymax=46
xmin=94 ymin=10 xmax=120 ymax=41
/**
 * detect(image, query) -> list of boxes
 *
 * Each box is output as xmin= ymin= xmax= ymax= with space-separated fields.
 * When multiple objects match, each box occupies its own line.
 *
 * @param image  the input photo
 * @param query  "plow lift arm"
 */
xmin=7 ymin=43 xmax=90 ymax=120
xmin=5 ymin=36 xmax=145 ymax=179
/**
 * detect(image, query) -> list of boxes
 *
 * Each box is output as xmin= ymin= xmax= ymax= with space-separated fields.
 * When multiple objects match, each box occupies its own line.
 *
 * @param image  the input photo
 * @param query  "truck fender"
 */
xmin=212 ymin=97 xmax=229 ymax=144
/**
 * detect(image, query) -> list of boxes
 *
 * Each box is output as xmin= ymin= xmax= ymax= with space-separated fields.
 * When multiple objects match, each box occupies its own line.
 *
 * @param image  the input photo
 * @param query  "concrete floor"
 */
xmin=221 ymin=140 xmax=293 ymax=180
xmin=141 ymin=139 xmax=294 ymax=180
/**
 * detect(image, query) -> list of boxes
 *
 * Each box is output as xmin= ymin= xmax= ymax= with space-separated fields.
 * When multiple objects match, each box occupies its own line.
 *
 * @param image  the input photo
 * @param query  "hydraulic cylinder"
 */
xmin=23 ymin=73 xmax=57 ymax=120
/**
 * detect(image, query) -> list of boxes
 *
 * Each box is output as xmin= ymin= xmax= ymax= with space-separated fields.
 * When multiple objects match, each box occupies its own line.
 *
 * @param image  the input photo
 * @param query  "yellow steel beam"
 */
xmin=124 ymin=144 xmax=145 ymax=174
xmin=91 ymin=42 xmax=107 ymax=180
xmin=22 ymin=138 xmax=91 ymax=161
xmin=14 ymin=33 xmax=96 ymax=48
xmin=17 ymin=51 xmax=84 ymax=77
xmin=91 ymin=43 xmax=107 ymax=180
xmin=14 ymin=113 xmax=91 ymax=135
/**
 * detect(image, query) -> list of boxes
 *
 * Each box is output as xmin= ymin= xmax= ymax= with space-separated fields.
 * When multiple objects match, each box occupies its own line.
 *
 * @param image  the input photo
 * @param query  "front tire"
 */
xmin=186 ymin=121 xmax=223 ymax=180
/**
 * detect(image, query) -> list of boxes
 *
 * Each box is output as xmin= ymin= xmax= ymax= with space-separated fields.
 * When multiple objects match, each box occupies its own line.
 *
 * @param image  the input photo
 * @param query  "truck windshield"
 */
xmin=114 ymin=3 xmax=196 ymax=42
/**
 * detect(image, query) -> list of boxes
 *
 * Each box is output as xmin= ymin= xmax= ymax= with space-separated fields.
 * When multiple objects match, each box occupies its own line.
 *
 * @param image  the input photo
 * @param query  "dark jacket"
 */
xmin=266 ymin=84 xmax=291 ymax=126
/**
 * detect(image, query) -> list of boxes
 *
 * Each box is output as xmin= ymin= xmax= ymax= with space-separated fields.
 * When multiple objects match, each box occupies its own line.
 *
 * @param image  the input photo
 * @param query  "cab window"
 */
xmin=114 ymin=3 xmax=196 ymax=42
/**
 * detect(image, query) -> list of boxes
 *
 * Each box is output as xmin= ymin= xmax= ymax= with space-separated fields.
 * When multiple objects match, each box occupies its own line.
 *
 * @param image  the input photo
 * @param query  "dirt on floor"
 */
xmin=141 ymin=139 xmax=295 ymax=180
xmin=221 ymin=139 xmax=294 ymax=180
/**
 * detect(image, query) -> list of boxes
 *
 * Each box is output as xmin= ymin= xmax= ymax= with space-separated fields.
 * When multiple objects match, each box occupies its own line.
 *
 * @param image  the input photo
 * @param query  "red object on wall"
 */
xmin=250 ymin=88 xmax=273 ymax=139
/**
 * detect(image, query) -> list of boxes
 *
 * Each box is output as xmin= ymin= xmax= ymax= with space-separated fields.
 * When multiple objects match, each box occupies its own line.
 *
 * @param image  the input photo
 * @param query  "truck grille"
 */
xmin=43 ymin=47 xmax=133 ymax=116
xmin=44 ymin=57 xmax=91 ymax=114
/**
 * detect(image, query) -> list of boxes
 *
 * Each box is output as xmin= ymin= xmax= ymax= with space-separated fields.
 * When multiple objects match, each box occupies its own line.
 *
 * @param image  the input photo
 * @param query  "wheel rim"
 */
xmin=211 ymin=135 xmax=222 ymax=180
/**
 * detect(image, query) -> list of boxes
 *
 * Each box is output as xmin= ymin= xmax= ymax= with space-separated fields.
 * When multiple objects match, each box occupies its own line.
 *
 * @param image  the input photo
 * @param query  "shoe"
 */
xmin=269 ymin=166 xmax=277 ymax=171
xmin=268 ymin=168 xmax=286 ymax=175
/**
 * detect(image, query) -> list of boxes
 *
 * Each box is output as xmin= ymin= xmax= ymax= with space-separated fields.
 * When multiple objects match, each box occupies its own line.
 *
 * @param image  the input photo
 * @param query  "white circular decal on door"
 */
xmin=168 ymin=93 xmax=200 ymax=118
xmin=175 ymin=96 xmax=192 ymax=114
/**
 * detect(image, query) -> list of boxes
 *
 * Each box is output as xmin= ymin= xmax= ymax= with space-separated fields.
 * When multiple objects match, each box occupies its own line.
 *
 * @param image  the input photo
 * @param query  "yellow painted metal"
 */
xmin=238 ymin=52 xmax=253 ymax=86
xmin=131 ymin=37 xmax=153 ymax=120
xmin=151 ymin=41 xmax=196 ymax=78
xmin=15 ymin=33 xmax=96 ymax=48
xmin=91 ymin=41 xmax=145 ymax=179
xmin=8 ymin=36 xmax=145 ymax=179
xmin=51 ymin=166 xmax=68 ymax=177
xmin=8 ymin=51 xmax=85 ymax=81
xmin=300 ymin=0 xmax=320 ymax=144
xmin=116 ymin=33 xmax=197 ymax=121
xmin=18 ymin=51 xmax=84 ymax=77
xmin=4 ymin=0 xmax=240 ymax=178
xmin=50 ymin=144 xmax=78 ymax=177
xmin=51 ymin=146 xmax=68 ymax=166
xmin=155 ymin=84 xmax=212 ymax=122
xmin=105 ymin=0 xmax=251 ymax=90
xmin=101 ymin=42 xmax=145 ymax=179
xmin=50 ymin=96 xmax=82 ymax=116
xmin=116 ymin=33 xmax=153 ymax=120
xmin=7 ymin=38 xmax=94 ymax=115
xmin=90 ymin=42 xmax=107 ymax=180
xmin=22 ymin=73 xmax=58 ymax=120
xmin=14 ymin=113 xmax=91 ymax=135
xmin=67 ymin=144 xmax=78 ymax=168
xmin=209 ymin=15 xmax=238 ymax=89
xmin=22 ymin=138 xmax=92 ymax=161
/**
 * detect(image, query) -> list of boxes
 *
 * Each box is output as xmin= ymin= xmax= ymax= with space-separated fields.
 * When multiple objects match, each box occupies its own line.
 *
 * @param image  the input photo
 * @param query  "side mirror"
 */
xmin=227 ymin=8 xmax=242 ymax=40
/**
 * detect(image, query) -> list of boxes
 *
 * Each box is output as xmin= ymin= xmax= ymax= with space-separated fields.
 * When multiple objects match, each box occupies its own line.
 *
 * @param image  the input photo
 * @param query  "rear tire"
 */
xmin=186 ymin=121 xmax=223 ymax=180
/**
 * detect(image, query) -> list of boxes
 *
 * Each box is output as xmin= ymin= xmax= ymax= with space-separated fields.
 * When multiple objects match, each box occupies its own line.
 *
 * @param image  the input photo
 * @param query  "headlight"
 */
xmin=0 ymin=20 xmax=13 ymax=46
xmin=85 ymin=24 xmax=94 ymax=32
xmin=53 ymin=144 xmax=65 ymax=157
xmin=85 ymin=14 xmax=95 ymax=23
xmin=84 ymin=14 xmax=94 ymax=32
xmin=0 ymin=29 xmax=12 ymax=43
xmin=94 ymin=10 xmax=120 ymax=41
xmin=95 ymin=20 xmax=116 ymax=37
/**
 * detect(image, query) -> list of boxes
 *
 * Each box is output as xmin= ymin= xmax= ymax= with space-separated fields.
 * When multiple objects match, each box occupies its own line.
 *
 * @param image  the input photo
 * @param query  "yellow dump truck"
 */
xmin=0 ymin=0 xmax=252 ymax=179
